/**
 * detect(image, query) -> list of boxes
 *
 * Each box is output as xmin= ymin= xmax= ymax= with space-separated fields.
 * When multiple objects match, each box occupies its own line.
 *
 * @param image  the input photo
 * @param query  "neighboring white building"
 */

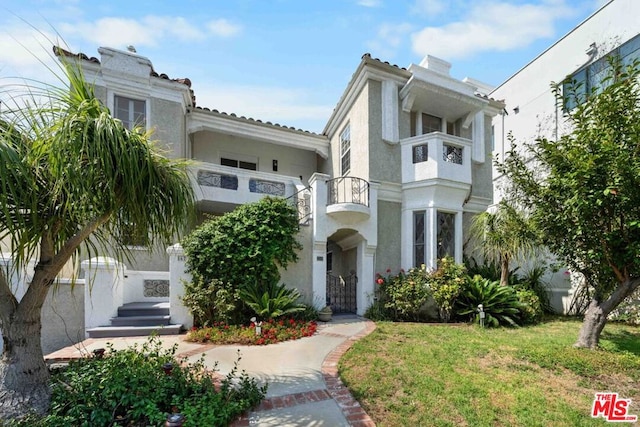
xmin=490 ymin=0 xmax=640 ymax=311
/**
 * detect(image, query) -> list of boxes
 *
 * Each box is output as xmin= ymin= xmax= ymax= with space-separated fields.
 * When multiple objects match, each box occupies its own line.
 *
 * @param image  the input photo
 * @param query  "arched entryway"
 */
xmin=325 ymin=229 xmax=363 ymax=314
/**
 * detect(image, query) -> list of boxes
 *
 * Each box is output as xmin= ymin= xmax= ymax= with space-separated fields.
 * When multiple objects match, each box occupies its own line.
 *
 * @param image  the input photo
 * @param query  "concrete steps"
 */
xmin=87 ymin=302 xmax=182 ymax=338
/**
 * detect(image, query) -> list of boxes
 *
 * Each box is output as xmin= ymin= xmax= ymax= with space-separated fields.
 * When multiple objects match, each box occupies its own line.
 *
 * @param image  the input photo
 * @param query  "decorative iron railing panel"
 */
xmin=197 ymin=170 xmax=238 ymax=190
xmin=249 ymin=179 xmax=286 ymax=196
xmin=326 ymin=273 xmax=357 ymax=313
xmin=443 ymin=144 xmax=463 ymax=165
xmin=143 ymin=279 xmax=170 ymax=297
xmin=327 ymin=176 xmax=370 ymax=206
xmin=286 ymin=187 xmax=312 ymax=225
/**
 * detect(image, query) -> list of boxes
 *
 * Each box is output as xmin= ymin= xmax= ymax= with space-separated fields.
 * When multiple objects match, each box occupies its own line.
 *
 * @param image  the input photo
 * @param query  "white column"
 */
xmin=472 ymin=111 xmax=485 ymax=163
xmin=426 ymin=208 xmax=438 ymax=270
xmin=400 ymin=208 xmax=414 ymax=270
xmin=167 ymin=244 xmax=193 ymax=329
xmin=357 ymin=242 xmax=376 ymax=316
xmin=82 ymin=257 xmax=125 ymax=334
xmin=455 ymin=211 xmax=464 ymax=265
xmin=309 ymin=173 xmax=330 ymax=308
xmin=382 ymin=80 xmax=399 ymax=144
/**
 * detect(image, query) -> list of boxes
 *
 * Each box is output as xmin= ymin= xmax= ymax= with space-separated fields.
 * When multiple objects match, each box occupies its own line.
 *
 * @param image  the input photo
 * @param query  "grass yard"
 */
xmin=339 ymin=318 xmax=640 ymax=427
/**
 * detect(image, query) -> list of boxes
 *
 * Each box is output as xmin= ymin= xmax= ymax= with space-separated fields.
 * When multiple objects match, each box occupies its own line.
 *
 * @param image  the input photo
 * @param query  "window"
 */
xmin=563 ymin=34 xmax=640 ymax=110
xmin=443 ymin=144 xmax=463 ymax=164
xmin=413 ymin=211 xmax=426 ymax=267
xmin=437 ymin=211 xmax=455 ymax=259
xmin=114 ymin=95 xmax=146 ymax=130
xmin=422 ymin=113 xmax=441 ymax=134
xmin=412 ymin=144 xmax=429 ymax=163
xmin=221 ymin=157 xmax=257 ymax=171
xmin=340 ymin=124 xmax=351 ymax=175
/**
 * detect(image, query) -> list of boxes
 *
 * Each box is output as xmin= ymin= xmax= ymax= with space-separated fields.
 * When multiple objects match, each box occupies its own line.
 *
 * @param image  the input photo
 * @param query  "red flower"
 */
xmin=377 ymin=278 xmax=384 ymax=285
xmin=386 ymin=268 xmax=391 ymax=273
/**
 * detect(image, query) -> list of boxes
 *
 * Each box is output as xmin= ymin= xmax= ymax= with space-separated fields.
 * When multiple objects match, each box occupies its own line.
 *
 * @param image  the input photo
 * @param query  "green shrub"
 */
xmin=239 ymin=281 xmax=306 ymax=320
xmin=181 ymin=278 xmax=241 ymax=326
xmin=515 ymin=287 xmax=543 ymax=324
xmin=373 ymin=267 xmax=431 ymax=321
xmin=455 ymin=275 xmax=522 ymax=327
xmin=15 ymin=336 xmax=266 ymax=426
xmin=428 ymin=257 xmax=467 ymax=322
xmin=182 ymin=197 xmax=302 ymax=324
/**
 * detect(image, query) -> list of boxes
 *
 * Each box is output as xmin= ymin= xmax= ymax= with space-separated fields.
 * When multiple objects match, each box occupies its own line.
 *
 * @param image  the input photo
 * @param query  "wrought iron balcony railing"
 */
xmin=327 ymin=176 xmax=370 ymax=207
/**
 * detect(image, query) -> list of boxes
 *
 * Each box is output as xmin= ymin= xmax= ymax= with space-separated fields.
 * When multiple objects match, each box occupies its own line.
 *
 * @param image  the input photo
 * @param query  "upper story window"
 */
xmin=412 ymin=144 xmax=429 ymax=163
xmin=114 ymin=95 xmax=146 ymax=130
xmin=221 ymin=157 xmax=257 ymax=171
xmin=422 ymin=113 xmax=442 ymax=134
xmin=340 ymin=124 xmax=351 ymax=175
xmin=563 ymin=34 xmax=640 ymax=110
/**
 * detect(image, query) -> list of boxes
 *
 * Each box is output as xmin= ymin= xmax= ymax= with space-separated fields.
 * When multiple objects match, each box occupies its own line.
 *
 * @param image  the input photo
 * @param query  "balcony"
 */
xmin=326 ymin=176 xmax=370 ymax=222
xmin=400 ymin=132 xmax=472 ymax=185
xmin=191 ymin=163 xmax=306 ymax=214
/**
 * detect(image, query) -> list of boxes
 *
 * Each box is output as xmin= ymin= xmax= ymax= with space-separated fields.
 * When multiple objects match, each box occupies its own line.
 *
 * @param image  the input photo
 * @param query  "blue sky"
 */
xmin=0 ymin=0 xmax=608 ymax=133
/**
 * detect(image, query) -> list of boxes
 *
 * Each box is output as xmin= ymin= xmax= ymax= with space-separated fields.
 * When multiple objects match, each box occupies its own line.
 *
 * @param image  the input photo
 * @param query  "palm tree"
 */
xmin=0 ymin=50 xmax=194 ymax=419
xmin=470 ymin=201 xmax=539 ymax=287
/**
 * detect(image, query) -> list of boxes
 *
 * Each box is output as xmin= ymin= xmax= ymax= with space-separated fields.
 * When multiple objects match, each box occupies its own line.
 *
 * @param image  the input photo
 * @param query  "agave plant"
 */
xmin=239 ymin=281 xmax=306 ymax=320
xmin=455 ymin=275 xmax=523 ymax=327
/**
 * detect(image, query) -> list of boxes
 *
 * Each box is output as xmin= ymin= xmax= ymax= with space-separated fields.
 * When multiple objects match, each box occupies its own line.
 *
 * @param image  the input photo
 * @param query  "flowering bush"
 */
xmin=369 ymin=267 xmax=431 ymax=321
xmin=186 ymin=318 xmax=318 ymax=345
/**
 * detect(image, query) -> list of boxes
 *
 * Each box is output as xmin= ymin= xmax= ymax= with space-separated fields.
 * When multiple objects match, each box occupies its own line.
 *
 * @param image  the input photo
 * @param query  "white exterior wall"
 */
xmin=192 ymin=131 xmax=318 ymax=184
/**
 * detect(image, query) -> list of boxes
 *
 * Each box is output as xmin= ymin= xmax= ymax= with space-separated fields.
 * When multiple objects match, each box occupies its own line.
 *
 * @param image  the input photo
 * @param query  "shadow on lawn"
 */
xmin=600 ymin=328 xmax=640 ymax=356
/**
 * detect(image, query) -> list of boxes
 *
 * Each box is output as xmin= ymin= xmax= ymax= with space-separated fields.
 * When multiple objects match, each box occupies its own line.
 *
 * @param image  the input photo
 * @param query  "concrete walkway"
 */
xmin=45 ymin=315 xmax=377 ymax=427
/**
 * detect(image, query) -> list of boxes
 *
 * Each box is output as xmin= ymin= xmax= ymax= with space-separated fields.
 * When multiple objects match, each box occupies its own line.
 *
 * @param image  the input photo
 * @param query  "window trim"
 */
xmin=114 ymin=94 xmax=147 ymax=130
xmin=340 ymin=124 xmax=351 ymax=176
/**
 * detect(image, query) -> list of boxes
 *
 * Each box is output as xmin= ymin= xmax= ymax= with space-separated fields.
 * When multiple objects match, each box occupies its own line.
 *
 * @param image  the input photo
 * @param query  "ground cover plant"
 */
xmin=340 ymin=318 xmax=640 ymax=427
xmin=4 ymin=336 xmax=266 ymax=426
xmin=186 ymin=318 xmax=318 ymax=345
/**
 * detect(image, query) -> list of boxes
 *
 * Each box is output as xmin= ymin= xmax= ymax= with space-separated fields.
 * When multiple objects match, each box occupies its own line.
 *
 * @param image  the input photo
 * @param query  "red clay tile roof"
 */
xmin=193 ymin=106 xmax=320 ymax=135
xmin=53 ymin=46 xmax=196 ymax=105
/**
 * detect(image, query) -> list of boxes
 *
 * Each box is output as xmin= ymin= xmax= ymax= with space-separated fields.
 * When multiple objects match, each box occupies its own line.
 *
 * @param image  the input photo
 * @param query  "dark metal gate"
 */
xmin=326 ymin=273 xmax=357 ymax=313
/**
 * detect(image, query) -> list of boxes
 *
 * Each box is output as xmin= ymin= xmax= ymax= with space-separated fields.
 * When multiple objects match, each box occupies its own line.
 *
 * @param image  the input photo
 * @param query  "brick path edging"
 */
xmin=321 ymin=319 xmax=377 ymax=427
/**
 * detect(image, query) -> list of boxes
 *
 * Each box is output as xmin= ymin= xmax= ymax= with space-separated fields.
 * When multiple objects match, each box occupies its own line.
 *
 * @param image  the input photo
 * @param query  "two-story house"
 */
xmin=49 ymin=45 xmax=502 ymax=340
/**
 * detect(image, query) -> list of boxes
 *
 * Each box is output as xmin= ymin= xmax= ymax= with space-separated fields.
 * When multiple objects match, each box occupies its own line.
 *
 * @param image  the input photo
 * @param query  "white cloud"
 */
xmin=194 ymin=83 xmax=333 ymax=132
xmin=411 ymin=0 xmax=447 ymax=16
xmin=207 ymin=19 xmax=243 ymax=38
xmin=366 ymin=22 xmax=413 ymax=59
xmin=411 ymin=0 xmax=577 ymax=60
xmin=357 ymin=0 xmax=382 ymax=7
xmin=57 ymin=15 xmax=215 ymax=49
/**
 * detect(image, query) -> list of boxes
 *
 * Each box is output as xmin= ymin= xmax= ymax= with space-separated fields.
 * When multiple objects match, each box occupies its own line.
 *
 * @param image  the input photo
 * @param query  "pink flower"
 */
xmin=377 ymin=278 xmax=384 ymax=285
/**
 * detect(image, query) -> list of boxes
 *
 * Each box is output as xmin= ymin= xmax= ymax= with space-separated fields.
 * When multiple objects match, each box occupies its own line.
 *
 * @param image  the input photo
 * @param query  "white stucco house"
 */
xmin=490 ymin=0 xmax=640 ymax=312
xmin=35 ymin=44 xmax=501 ymax=341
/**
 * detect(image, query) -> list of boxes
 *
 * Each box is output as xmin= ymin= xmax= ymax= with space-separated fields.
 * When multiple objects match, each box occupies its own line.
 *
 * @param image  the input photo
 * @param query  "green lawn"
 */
xmin=339 ymin=318 xmax=640 ymax=427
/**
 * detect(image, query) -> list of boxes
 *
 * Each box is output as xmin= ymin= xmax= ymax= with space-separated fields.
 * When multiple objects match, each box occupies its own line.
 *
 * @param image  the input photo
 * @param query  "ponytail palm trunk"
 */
xmin=0 ymin=54 xmax=194 ymax=419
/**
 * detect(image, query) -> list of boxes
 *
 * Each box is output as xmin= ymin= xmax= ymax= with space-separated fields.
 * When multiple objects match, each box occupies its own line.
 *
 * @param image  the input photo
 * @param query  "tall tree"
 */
xmin=0 ymin=50 xmax=194 ymax=418
xmin=470 ymin=200 xmax=539 ymax=287
xmin=499 ymin=57 xmax=640 ymax=349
